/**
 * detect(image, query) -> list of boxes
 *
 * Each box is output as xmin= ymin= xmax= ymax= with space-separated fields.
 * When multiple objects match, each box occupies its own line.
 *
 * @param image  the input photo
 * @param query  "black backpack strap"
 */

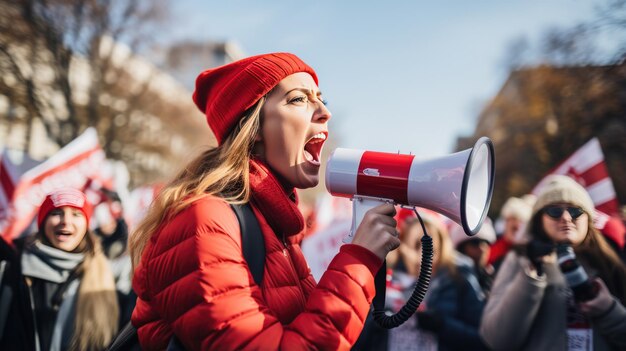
xmin=0 ymin=260 xmax=12 ymax=340
xmin=107 ymin=321 xmax=139 ymax=351
xmin=230 ymin=203 xmax=265 ymax=285
xmin=108 ymin=202 xmax=266 ymax=351
xmin=165 ymin=204 xmax=265 ymax=351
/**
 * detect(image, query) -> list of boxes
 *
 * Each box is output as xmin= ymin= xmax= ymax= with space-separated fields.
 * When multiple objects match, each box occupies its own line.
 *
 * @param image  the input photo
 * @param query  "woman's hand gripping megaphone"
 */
xmin=350 ymin=202 xmax=401 ymax=261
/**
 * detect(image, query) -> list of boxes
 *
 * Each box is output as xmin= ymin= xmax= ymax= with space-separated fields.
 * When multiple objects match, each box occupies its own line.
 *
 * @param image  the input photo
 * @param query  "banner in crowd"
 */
xmin=0 ymin=128 xmax=106 ymax=240
xmin=0 ymin=150 xmax=19 ymax=226
xmin=301 ymin=194 xmax=352 ymax=281
xmin=532 ymin=137 xmax=619 ymax=215
xmin=126 ymin=183 xmax=163 ymax=232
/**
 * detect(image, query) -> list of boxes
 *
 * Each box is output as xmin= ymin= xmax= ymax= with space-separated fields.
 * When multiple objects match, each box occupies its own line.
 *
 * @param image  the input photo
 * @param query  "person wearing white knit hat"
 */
xmin=449 ymin=218 xmax=497 ymax=296
xmin=480 ymin=175 xmax=626 ymax=351
xmin=450 ymin=217 xmax=497 ymax=249
xmin=488 ymin=194 xmax=536 ymax=270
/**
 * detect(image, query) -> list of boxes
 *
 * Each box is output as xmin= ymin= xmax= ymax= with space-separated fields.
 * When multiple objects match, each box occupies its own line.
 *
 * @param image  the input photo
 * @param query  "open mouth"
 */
xmin=54 ymin=230 xmax=74 ymax=241
xmin=303 ymin=132 xmax=327 ymax=166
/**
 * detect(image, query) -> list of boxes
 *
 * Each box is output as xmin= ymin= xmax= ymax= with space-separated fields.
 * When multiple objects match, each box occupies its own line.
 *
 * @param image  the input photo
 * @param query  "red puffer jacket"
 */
xmin=132 ymin=161 xmax=382 ymax=350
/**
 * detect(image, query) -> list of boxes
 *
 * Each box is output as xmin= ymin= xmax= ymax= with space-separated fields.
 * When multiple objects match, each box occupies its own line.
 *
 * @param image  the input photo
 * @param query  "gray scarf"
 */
xmin=21 ymin=240 xmax=84 ymax=283
xmin=21 ymin=240 xmax=86 ymax=351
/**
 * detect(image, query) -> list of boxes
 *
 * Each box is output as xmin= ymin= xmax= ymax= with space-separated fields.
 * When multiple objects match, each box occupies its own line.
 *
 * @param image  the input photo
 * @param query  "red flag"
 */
xmin=593 ymin=209 xmax=625 ymax=250
xmin=532 ymin=138 xmax=619 ymax=215
xmin=0 ymin=128 xmax=107 ymax=241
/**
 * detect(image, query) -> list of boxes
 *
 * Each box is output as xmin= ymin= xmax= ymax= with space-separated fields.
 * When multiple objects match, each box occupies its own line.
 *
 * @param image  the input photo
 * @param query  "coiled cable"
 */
xmin=372 ymin=208 xmax=434 ymax=329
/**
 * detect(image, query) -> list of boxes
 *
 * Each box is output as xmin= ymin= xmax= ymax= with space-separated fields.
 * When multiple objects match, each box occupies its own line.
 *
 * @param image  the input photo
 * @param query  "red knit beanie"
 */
xmin=192 ymin=52 xmax=318 ymax=144
xmin=37 ymin=188 xmax=92 ymax=229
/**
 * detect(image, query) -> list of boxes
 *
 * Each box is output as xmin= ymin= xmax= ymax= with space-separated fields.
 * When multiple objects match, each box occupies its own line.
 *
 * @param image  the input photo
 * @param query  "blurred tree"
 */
xmin=459 ymin=0 xmax=626 ymax=217
xmin=0 ymin=0 xmax=212 ymax=187
xmin=461 ymin=64 xmax=626 ymax=217
xmin=539 ymin=24 xmax=599 ymax=65
xmin=0 ymin=0 xmax=168 ymax=144
xmin=596 ymin=0 xmax=626 ymax=62
xmin=500 ymin=35 xmax=531 ymax=71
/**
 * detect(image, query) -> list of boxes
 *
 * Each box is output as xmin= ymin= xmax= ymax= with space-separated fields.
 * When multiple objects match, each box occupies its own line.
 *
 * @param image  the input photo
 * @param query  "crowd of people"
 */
xmin=0 ymin=52 xmax=625 ymax=350
xmin=359 ymin=176 xmax=626 ymax=351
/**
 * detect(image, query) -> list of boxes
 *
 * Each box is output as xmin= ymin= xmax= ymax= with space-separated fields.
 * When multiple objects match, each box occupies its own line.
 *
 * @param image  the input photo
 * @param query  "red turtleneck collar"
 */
xmin=248 ymin=159 xmax=305 ymax=236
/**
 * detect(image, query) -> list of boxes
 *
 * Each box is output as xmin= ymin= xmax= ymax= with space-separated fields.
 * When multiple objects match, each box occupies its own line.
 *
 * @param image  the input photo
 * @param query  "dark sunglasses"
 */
xmin=543 ymin=206 xmax=585 ymax=219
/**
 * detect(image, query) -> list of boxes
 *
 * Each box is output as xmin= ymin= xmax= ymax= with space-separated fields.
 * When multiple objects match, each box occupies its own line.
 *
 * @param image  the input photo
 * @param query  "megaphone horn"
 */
xmin=325 ymin=137 xmax=495 ymax=239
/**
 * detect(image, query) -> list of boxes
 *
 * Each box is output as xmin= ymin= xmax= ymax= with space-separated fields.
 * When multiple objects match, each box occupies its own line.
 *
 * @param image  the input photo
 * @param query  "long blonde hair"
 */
xmin=428 ymin=220 xmax=457 ymax=278
xmin=129 ymin=98 xmax=264 ymax=269
xmin=396 ymin=218 xmax=457 ymax=279
xmin=71 ymin=233 xmax=119 ymax=351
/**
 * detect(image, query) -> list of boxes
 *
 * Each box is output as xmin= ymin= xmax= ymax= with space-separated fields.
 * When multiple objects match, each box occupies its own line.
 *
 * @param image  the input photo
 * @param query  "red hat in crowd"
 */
xmin=37 ymin=188 xmax=92 ymax=229
xmin=394 ymin=207 xmax=417 ymax=229
xmin=192 ymin=53 xmax=318 ymax=144
xmin=394 ymin=206 xmax=447 ymax=234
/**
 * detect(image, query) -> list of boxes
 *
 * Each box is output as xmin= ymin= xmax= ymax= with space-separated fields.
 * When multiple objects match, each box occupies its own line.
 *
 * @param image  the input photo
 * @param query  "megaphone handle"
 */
xmin=344 ymin=195 xmax=392 ymax=244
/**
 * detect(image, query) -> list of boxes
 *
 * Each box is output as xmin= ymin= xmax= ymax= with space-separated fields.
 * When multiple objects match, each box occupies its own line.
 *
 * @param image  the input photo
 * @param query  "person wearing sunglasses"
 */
xmin=480 ymin=175 xmax=626 ymax=351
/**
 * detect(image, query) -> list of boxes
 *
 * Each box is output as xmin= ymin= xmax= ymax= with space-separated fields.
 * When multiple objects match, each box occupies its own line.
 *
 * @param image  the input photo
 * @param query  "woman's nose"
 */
xmin=560 ymin=210 xmax=573 ymax=221
xmin=58 ymin=213 xmax=69 ymax=225
xmin=313 ymin=100 xmax=331 ymax=122
xmin=59 ymin=211 xmax=76 ymax=226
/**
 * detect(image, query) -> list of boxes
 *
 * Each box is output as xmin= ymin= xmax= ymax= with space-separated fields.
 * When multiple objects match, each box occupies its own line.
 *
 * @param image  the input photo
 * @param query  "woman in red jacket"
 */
xmin=129 ymin=53 xmax=400 ymax=350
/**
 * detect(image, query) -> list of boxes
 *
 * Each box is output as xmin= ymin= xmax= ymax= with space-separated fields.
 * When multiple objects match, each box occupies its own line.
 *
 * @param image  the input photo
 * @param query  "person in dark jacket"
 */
xmin=449 ymin=218 xmax=497 ymax=297
xmin=92 ymin=191 xmax=135 ymax=329
xmin=0 ymin=188 xmax=120 ymax=351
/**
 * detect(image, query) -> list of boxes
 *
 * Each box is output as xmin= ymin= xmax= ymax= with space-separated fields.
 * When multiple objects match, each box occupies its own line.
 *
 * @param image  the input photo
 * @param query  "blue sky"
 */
xmin=167 ymin=1 xmax=603 ymax=157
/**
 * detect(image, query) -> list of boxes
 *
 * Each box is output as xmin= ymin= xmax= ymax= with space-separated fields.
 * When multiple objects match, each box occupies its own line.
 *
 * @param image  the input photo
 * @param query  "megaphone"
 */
xmin=325 ymin=137 xmax=495 ymax=329
xmin=326 ymin=137 xmax=495 ymax=241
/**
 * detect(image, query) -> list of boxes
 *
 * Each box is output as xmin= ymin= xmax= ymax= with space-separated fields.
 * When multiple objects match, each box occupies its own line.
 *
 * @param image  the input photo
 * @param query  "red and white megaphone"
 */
xmin=326 ymin=137 xmax=495 ymax=242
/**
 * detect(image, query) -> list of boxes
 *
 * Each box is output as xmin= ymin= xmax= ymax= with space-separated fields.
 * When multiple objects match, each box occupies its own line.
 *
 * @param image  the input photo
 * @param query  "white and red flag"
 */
xmin=0 ymin=150 xmax=20 ymax=226
xmin=532 ymin=138 xmax=619 ymax=215
xmin=0 ymin=128 xmax=107 ymax=241
xmin=126 ymin=183 xmax=163 ymax=232
xmin=301 ymin=194 xmax=352 ymax=281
